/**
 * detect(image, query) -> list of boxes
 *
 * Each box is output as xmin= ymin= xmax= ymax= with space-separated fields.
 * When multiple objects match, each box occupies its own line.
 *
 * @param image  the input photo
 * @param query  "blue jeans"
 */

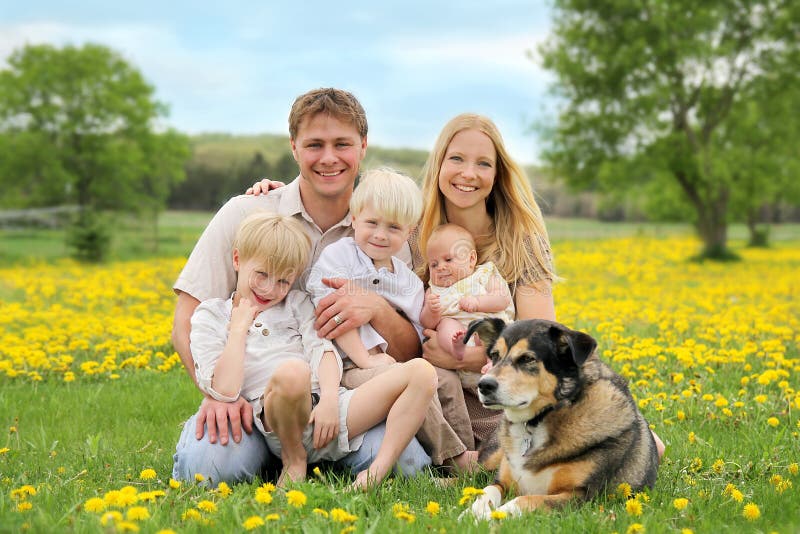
xmin=172 ymin=413 xmax=431 ymax=487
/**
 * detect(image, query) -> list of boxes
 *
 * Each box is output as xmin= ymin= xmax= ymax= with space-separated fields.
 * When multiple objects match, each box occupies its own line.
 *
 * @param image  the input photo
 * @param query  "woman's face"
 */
xmin=437 ymin=128 xmax=497 ymax=212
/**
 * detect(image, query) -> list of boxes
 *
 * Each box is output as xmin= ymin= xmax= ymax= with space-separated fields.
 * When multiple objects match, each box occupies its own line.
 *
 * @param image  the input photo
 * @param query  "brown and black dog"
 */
xmin=466 ymin=318 xmax=658 ymax=519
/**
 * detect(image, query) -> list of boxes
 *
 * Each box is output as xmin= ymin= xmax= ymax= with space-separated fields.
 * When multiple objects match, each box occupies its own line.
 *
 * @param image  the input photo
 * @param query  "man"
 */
xmin=171 ymin=88 xmax=429 ymax=486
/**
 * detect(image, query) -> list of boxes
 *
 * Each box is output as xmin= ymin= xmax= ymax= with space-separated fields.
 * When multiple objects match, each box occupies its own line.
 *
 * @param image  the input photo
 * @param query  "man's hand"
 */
xmin=309 ymin=395 xmax=339 ymax=449
xmin=246 ymin=178 xmax=285 ymax=195
xmin=194 ymin=396 xmax=254 ymax=445
xmin=314 ymin=278 xmax=381 ymax=339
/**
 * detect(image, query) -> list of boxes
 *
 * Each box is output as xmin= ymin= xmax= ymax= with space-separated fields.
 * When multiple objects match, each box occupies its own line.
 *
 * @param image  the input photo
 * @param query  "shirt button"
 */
xmin=372 ymin=279 xmax=379 ymax=285
xmin=255 ymin=322 xmax=262 ymax=327
xmin=262 ymin=329 xmax=270 ymax=336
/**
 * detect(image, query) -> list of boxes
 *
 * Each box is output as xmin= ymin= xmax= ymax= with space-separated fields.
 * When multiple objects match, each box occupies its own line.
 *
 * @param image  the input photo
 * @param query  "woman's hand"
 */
xmin=245 ymin=178 xmax=286 ymax=196
xmin=309 ymin=395 xmax=339 ymax=449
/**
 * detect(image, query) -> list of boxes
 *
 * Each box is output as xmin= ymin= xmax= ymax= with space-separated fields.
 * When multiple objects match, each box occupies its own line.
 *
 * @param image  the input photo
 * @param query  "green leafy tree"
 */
xmin=0 ymin=43 xmax=189 ymax=260
xmin=540 ymin=0 xmax=800 ymax=259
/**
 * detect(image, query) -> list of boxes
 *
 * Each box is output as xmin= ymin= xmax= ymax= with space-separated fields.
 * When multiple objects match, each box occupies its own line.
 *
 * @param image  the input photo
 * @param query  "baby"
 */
xmin=419 ymin=223 xmax=514 ymax=386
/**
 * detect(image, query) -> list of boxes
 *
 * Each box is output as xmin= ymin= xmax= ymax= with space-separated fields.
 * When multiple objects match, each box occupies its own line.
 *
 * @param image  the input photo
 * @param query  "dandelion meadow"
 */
xmin=1 ymin=226 xmax=798 ymax=533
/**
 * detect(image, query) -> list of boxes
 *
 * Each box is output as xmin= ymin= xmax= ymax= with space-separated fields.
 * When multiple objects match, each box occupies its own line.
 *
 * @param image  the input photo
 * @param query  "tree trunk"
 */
xmin=694 ymin=191 xmax=737 ymax=260
xmin=746 ymin=209 xmax=770 ymax=247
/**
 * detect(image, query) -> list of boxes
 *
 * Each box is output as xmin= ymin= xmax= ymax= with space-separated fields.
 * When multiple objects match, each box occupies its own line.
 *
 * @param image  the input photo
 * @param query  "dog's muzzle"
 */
xmin=477 ymin=375 xmax=499 ymax=404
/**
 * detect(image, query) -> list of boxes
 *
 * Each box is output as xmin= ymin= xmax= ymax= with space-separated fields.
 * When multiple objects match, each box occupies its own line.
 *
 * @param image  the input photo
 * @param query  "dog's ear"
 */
xmin=464 ymin=318 xmax=506 ymax=350
xmin=549 ymin=324 xmax=597 ymax=367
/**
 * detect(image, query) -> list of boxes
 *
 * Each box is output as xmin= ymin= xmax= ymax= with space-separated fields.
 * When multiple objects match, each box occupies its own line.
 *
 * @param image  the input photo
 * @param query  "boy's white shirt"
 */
xmin=190 ymin=289 xmax=340 ymax=415
xmin=306 ymin=237 xmax=425 ymax=355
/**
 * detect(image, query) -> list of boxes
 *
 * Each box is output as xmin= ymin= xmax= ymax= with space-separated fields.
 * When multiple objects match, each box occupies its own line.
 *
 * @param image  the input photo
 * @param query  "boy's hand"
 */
xmin=459 ymin=296 xmax=480 ymax=312
xmin=309 ymin=395 xmax=339 ymax=449
xmin=230 ymin=297 xmax=258 ymax=335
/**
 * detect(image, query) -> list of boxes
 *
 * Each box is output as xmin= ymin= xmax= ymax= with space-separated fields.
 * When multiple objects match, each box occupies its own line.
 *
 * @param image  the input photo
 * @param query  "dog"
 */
xmin=465 ymin=318 xmax=658 ymax=519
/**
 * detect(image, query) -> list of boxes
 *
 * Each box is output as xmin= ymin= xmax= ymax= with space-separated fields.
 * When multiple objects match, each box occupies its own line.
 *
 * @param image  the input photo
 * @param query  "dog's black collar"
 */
xmin=525 ymin=405 xmax=555 ymax=428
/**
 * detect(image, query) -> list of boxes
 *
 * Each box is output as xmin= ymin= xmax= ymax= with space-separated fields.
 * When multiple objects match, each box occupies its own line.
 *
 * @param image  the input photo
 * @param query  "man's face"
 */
xmin=291 ymin=113 xmax=367 ymax=203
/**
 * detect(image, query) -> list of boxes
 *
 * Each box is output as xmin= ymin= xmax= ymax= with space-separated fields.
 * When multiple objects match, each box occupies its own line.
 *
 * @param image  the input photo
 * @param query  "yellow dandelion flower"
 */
xmin=626 ymin=499 xmax=643 ymax=516
xmin=688 ymin=432 xmax=696 ymax=444
xmin=681 ymin=529 xmax=694 ymax=534
xmin=216 ymin=482 xmax=232 ymax=498
xmin=770 ymin=474 xmax=783 ymax=486
xmin=313 ymin=508 xmax=329 ymax=518
xmin=340 ymin=527 xmax=356 ymax=534
xmin=100 ymin=511 xmax=123 ymax=526
xmin=330 ymin=508 xmax=358 ymax=523
xmin=673 ymin=498 xmax=689 ymax=510
xmin=197 ymin=500 xmax=217 ymax=513
xmin=242 ymin=516 xmax=265 ymax=530
xmin=755 ymin=395 xmax=768 ymax=403
xmin=312 ymin=466 xmax=324 ymax=478
xmin=491 ymin=510 xmax=507 ymax=520
xmin=9 ymin=426 xmax=17 ymax=433
xmin=712 ymin=459 xmax=725 ymax=473
xmin=194 ymin=473 xmax=205 ymax=483
xmin=84 ymin=497 xmax=106 ymax=513
xmin=116 ymin=521 xmax=140 ymax=532
xmin=286 ymin=490 xmax=307 ymax=508
xmin=126 ymin=506 xmax=150 ymax=521
xmin=426 ymin=501 xmax=440 ymax=515
xmin=743 ymin=503 xmax=761 ymax=521
xmin=731 ymin=489 xmax=744 ymax=502
xmin=677 ymin=410 xmax=686 ymax=421
xmin=182 ymin=508 xmax=202 ymax=521
xmin=265 ymin=513 xmax=280 ymax=521
xmin=618 ymin=482 xmax=632 ymax=499
xmin=788 ymin=463 xmax=799 ymax=476
xmin=689 ymin=457 xmax=703 ymax=472
xmin=767 ymin=417 xmax=780 ymax=427
xmin=0 ymin=447 xmax=10 ymax=455
xmin=260 ymin=482 xmax=276 ymax=492
xmin=255 ymin=486 xmax=273 ymax=504
xmin=16 ymin=501 xmax=33 ymax=512
xmin=168 ymin=478 xmax=181 ymax=489
xmin=626 ymin=523 xmax=645 ymax=534
xmin=156 ymin=530 xmax=177 ymax=534
xmin=395 ymin=511 xmax=416 ymax=523
xmin=139 ymin=468 xmax=157 ymax=480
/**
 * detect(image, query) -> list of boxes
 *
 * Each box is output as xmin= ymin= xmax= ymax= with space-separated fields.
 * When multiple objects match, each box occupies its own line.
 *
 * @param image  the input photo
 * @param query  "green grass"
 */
xmin=2 ymin=210 xmax=798 ymax=265
xmin=2 ymin=370 xmax=798 ymax=532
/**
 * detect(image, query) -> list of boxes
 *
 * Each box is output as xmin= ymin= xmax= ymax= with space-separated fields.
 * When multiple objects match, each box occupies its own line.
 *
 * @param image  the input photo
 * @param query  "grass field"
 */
xmin=1 ymin=214 xmax=798 ymax=532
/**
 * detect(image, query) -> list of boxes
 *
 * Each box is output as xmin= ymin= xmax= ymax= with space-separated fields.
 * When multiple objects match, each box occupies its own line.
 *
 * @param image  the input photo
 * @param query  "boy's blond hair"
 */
xmin=350 ymin=167 xmax=422 ymax=227
xmin=233 ymin=212 xmax=311 ymax=277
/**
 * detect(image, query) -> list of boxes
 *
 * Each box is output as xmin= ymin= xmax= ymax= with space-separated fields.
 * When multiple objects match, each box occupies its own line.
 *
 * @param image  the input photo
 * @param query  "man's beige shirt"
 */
xmin=173 ymin=177 xmax=412 ymax=301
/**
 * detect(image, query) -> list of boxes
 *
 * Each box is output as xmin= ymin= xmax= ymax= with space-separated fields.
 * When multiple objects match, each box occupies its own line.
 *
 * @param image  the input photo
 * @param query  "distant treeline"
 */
xmin=171 ymin=133 xmax=800 ymax=223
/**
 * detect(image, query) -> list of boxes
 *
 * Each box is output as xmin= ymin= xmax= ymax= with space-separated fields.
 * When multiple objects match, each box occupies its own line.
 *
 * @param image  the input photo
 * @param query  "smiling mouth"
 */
xmin=453 ymin=184 xmax=477 ymax=192
xmin=318 ymin=170 xmax=344 ymax=177
xmin=252 ymin=293 xmax=271 ymax=305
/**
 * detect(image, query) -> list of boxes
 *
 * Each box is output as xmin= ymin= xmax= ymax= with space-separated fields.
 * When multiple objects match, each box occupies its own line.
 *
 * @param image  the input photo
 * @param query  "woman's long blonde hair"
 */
xmin=417 ymin=113 xmax=555 ymax=289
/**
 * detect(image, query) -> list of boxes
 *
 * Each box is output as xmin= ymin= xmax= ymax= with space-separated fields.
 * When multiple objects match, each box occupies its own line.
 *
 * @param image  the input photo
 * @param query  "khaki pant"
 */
xmin=342 ymin=364 xmax=500 ymax=464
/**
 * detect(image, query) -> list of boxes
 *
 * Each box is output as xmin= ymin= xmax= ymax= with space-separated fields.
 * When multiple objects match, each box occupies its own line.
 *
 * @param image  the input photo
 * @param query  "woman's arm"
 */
xmin=514 ymin=281 xmax=556 ymax=321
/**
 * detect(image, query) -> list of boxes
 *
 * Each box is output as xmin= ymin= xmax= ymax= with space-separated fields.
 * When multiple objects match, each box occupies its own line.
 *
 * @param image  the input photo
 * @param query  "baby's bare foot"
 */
xmin=452 ymin=331 xmax=468 ymax=361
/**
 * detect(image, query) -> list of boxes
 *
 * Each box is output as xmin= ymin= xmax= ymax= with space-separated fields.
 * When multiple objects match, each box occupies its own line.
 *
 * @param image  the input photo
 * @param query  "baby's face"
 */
xmin=426 ymin=231 xmax=477 ymax=287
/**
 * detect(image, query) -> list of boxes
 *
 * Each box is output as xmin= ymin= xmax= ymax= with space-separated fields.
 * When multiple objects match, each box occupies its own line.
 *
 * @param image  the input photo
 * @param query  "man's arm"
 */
xmin=172 ymin=290 xmax=253 ymax=445
xmin=172 ymin=291 xmax=201 ymax=383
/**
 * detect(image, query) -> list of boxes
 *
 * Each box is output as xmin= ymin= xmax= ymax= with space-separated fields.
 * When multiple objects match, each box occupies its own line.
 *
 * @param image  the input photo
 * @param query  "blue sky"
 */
xmin=1 ymin=1 xmax=556 ymax=163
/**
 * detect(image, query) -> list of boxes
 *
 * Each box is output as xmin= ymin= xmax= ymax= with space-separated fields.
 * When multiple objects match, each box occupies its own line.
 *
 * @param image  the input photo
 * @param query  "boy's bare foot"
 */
xmin=452 ymin=331 xmax=468 ymax=361
xmin=277 ymin=463 xmax=307 ymax=486
xmin=448 ymin=450 xmax=480 ymax=473
xmin=351 ymin=461 xmax=391 ymax=491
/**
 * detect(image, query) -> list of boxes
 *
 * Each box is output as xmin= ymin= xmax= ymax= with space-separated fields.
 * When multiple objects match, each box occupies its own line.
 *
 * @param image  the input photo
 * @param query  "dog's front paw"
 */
xmin=464 ymin=486 xmax=502 ymax=521
xmin=496 ymin=497 xmax=522 ymax=517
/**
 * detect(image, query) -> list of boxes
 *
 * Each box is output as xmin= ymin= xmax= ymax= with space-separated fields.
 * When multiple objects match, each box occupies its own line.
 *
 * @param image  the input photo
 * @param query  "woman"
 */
xmin=412 ymin=113 xmax=556 ymax=449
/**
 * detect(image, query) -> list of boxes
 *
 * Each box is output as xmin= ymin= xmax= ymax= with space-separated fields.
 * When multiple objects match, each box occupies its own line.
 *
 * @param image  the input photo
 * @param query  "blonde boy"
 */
xmin=191 ymin=211 xmax=435 ymax=487
xmin=307 ymin=167 xmax=425 ymax=374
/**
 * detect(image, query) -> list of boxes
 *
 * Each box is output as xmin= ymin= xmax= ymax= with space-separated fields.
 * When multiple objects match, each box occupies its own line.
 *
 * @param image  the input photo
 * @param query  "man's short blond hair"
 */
xmin=350 ymin=167 xmax=422 ymax=227
xmin=233 ymin=212 xmax=311 ymax=277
